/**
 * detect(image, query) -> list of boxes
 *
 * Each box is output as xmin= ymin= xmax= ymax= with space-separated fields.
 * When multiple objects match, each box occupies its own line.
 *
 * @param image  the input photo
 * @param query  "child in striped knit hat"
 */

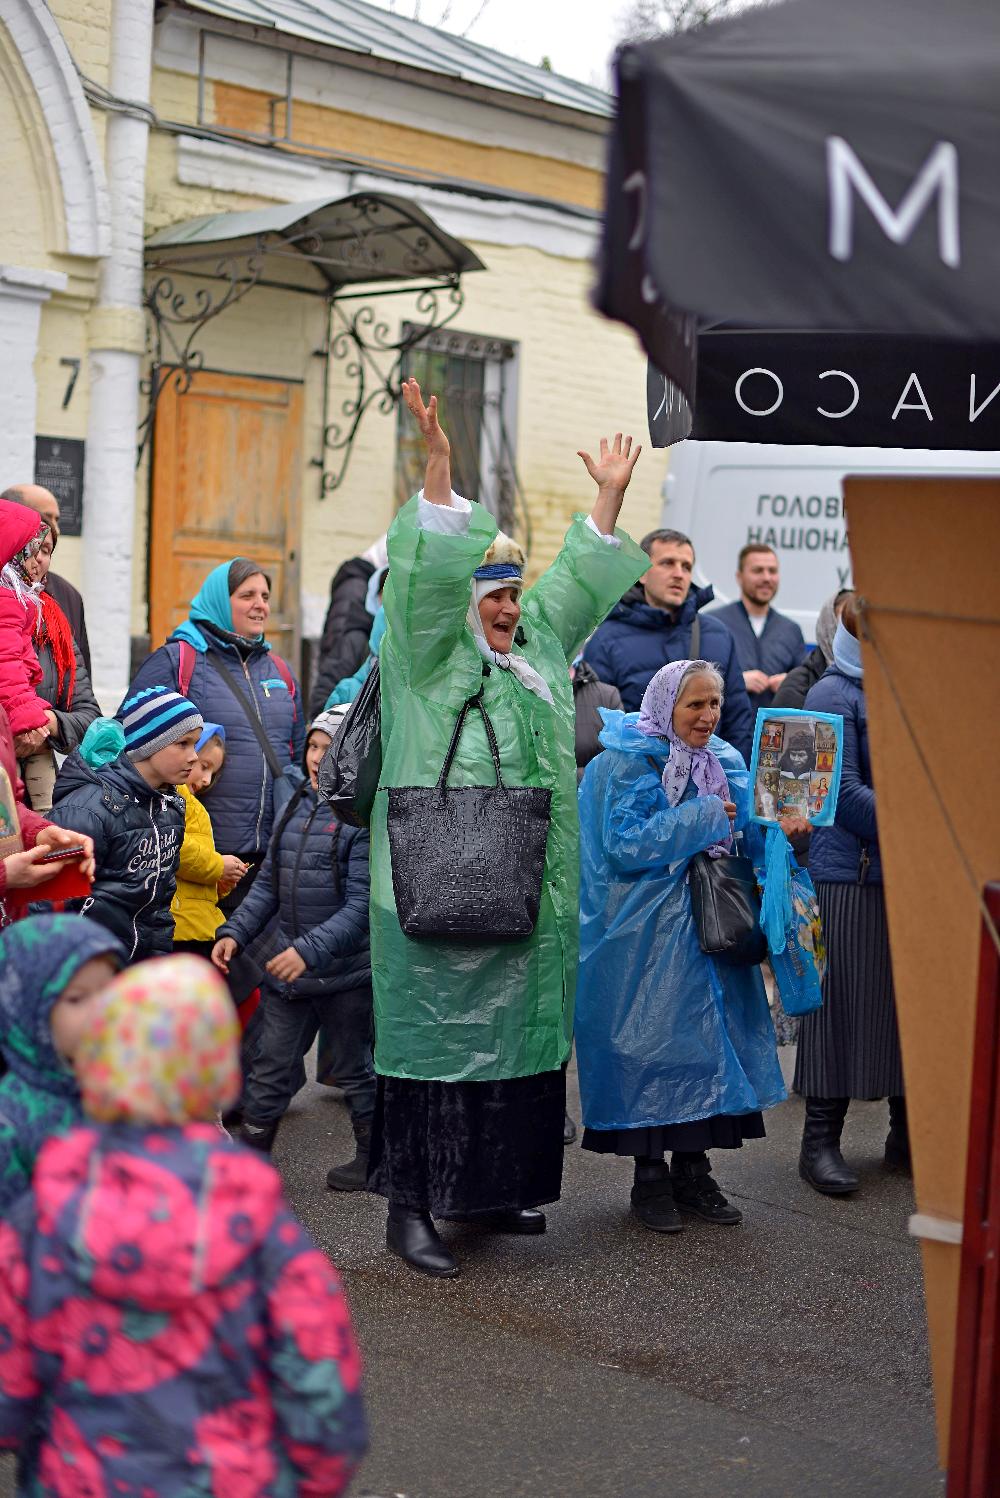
xmin=42 ymin=686 xmax=203 ymax=963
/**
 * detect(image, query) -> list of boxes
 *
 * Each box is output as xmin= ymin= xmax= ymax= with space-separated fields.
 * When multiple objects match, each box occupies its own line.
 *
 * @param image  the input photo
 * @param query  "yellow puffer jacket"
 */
xmin=171 ymin=784 xmax=225 ymax=944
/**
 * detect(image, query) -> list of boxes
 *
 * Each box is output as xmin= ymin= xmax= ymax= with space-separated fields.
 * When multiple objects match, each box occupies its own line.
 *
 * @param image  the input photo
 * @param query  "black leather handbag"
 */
xmin=387 ymin=688 xmax=552 ymax=942
xmin=688 ymin=848 xmax=767 ymax=968
xmin=317 ymin=660 xmax=382 ymax=827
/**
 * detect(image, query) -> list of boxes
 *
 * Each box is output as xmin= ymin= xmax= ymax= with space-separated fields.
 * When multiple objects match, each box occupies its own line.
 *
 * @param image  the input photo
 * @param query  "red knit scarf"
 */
xmin=34 ymin=591 xmax=76 ymax=702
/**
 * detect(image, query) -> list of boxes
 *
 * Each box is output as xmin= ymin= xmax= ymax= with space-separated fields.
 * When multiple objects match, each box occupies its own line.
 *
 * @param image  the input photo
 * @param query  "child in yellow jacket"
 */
xmin=171 ymin=724 xmax=247 ymax=957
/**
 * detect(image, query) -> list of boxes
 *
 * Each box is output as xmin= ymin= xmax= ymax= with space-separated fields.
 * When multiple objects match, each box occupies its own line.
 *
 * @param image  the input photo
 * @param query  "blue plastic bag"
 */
xmin=748 ymin=707 xmax=844 ymax=827
xmin=758 ymin=826 xmax=825 ymax=1018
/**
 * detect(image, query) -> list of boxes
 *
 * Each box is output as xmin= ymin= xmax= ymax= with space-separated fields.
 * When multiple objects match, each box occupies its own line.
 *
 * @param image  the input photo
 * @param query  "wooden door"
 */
xmin=149 ymin=370 xmax=303 ymax=665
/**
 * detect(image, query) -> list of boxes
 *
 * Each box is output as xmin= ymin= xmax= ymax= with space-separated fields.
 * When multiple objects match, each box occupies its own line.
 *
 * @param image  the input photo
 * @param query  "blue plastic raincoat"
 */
xmin=576 ymin=712 xmax=786 ymax=1130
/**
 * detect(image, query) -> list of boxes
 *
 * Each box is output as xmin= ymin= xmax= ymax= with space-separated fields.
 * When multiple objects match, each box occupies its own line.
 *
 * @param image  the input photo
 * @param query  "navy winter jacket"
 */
xmin=125 ymin=636 xmax=304 ymax=860
xmin=712 ymin=600 xmax=806 ymax=709
xmin=45 ymin=751 xmax=185 ymax=962
xmin=804 ymin=666 xmax=882 ymax=885
xmin=218 ymin=773 xmax=371 ymax=997
xmin=584 ymin=583 xmax=754 ymax=763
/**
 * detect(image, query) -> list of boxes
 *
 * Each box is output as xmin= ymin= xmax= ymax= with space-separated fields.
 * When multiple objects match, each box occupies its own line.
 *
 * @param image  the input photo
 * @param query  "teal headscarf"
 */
xmin=170 ymin=559 xmax=272 ymax=654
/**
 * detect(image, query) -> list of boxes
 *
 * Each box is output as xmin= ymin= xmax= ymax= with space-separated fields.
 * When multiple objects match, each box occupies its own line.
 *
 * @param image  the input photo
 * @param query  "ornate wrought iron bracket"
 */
xmin=314 ymin=277 xmax=466 ymax=496
xmin=137 ymin=251 xmax=265 ymax=466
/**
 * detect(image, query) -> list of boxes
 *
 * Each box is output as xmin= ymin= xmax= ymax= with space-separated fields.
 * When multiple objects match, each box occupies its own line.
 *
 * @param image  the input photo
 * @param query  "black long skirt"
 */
xmin=793 ymin=881 xmax=904 ymax=1100
xmin=582 ymin=1111 xmax=765 ymax=1158
xmin=367 ymin=1069 xmax=566 ymax=1217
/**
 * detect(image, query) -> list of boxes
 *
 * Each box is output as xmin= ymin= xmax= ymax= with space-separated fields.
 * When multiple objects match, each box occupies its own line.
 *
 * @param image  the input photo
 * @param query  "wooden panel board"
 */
xmin=843 ymin=476 xmax=1000 ymax=1463
xmin=150 ymin=369 xmax=303 ymax=665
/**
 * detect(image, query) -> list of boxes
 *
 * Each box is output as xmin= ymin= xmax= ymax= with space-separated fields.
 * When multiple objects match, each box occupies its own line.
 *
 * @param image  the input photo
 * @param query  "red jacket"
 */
xmin=0 ymin=500 xmax=50 ymax=735
xmin=0 ymin=700 xmax=50 ymax=899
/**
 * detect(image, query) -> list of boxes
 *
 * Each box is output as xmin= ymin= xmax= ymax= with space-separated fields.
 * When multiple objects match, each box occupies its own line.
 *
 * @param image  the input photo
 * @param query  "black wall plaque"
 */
xmin=34 ymin=436 xmax=84 ymax=536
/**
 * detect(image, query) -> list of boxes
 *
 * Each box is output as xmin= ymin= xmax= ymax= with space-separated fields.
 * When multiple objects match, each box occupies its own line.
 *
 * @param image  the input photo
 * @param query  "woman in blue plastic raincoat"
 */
xmin=367 ymin=380 xmax=649 ymax=1279
xmin=576 ymin=659 xmax=787 ymax=1234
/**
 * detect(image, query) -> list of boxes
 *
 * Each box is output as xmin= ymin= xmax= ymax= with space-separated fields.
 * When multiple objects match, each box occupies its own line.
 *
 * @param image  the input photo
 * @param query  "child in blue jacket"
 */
xmin=212 ymin=710 xmax=374 ymax=1189
xmin=46 ymin=688 xmax=202 ymax=963
xmin=0 ymin=914 xmax=124 ymax=1212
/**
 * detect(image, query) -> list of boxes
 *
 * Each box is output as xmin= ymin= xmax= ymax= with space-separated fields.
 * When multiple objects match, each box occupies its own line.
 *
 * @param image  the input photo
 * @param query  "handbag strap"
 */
xmin=437 ymin=687 xmax=505 ymax=790
xmin=201 ymin=654 xmax=283 ymax=780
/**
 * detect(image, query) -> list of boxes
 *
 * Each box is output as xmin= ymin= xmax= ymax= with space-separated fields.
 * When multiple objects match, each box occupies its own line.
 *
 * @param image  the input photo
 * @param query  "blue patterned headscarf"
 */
xmin=0 ymin=915 xmax=125 ymax=1211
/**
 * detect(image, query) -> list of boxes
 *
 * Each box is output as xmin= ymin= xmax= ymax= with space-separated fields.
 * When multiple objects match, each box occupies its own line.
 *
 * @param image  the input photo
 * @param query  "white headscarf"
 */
xmin=466 ymin=582 xmax=554 ymax=706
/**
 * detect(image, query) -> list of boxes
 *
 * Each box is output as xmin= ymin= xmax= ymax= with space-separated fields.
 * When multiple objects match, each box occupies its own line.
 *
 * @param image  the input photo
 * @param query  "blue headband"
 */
xmin=473 ymin=562 xmax=522 ymax=582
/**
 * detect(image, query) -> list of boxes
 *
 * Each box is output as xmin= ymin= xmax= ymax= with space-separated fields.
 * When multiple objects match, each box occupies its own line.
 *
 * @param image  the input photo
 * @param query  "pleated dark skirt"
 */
xmin=582 ymin=1111 xmax=765 ymax=1158
xmin=793 ymin=881 xmax=904 ymax=1100
xmin=367 ymin=1069 xmax=566 ymax=1217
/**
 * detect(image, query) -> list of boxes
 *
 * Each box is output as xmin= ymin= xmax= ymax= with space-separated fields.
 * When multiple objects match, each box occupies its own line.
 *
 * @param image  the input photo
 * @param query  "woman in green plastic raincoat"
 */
xmin=367 ymin=380 xmax=649 ymax=1278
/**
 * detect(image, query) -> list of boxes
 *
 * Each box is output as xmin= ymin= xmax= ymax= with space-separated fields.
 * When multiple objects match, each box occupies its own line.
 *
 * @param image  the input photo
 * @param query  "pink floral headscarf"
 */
xmin=636 ymin=660 xmax=732 ymax=858
xmin=75 ymin=955 xmax=240 ymax=1125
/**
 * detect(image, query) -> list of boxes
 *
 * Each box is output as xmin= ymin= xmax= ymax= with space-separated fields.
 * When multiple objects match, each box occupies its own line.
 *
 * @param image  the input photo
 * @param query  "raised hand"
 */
xmin=402 ymin=377 xmax=450 ymax=458
xmin=577 ymin=433 xmax=642 ymax=496
xmin=578 ymin=433 xmax=642 ymax=537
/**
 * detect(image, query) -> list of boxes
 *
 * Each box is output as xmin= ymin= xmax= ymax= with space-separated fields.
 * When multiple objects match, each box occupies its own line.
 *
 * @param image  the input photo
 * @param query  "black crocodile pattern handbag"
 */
xmin=387 ymin=688 xmax=552 ymax=942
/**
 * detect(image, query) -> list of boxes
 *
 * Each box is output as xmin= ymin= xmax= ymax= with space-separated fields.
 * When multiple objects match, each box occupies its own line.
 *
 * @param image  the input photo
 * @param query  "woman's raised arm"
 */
xmin=577 ymin=433 xmax=642 ymax=536
xmin=401 ymin=378 xmax=452 ymax=506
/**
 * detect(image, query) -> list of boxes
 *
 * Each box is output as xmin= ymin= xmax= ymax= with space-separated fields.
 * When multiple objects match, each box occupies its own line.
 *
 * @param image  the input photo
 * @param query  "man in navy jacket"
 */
xmin=583 ymin=528 xmax=753 ymax=764
xmin=713 ymin=544 xmax=806 ymax=712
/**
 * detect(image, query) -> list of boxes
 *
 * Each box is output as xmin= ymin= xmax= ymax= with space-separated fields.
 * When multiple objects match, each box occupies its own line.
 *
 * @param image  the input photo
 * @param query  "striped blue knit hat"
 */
xmin=118 ymin=686 xmax=203 ymax=762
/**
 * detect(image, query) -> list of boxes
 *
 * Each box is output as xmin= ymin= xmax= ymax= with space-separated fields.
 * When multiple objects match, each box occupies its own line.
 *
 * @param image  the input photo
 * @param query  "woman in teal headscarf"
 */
xmin=123 ymin=558 xmax=304 ymax=898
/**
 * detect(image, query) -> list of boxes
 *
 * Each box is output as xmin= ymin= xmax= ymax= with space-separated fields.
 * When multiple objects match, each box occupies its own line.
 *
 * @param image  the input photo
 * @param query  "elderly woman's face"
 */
xmin=672 ymin=672 xmax=722 ymax=748
xmin=479 ymin=586 xmax=521 ymax=653
xmin=230 ymin=573 xmax=270 ymax=637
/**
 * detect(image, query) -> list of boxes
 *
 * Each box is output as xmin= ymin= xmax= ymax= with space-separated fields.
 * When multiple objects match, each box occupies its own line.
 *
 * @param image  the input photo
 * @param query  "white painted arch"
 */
xmin=0 ymin=0 xmax=110 ymax=258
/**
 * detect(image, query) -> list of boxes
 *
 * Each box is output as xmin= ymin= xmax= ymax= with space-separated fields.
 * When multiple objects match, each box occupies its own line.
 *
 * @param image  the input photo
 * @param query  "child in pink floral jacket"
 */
xmin=0 ymin=954 xmax=367 ymax=1496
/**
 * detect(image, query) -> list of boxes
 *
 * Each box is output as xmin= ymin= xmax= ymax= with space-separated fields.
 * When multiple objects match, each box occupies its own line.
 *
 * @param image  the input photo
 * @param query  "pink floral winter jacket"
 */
xmin=0 ymin=1121 xmax=367 ymax=1496
xmin=0 ymin=499 xmax=49 ymax=736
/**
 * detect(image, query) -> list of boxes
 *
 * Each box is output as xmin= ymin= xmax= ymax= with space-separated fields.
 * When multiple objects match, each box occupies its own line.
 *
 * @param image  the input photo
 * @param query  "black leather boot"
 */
xmin=885 ymin=1096 xmax=911 ymax=1174
xmin=481 ymin=1209 xmax=547 ymax=1234
xmin=630 ymin=1158 xmax=683 ymax=1233
xmin=326 ymin=1120 xmax=372 ymax=1192
xmin=386 ymin=1205 xmax=459 ymax=1278
xmin=671 ymin=1153 xmax=743 ymax=1225
xmin=799 ymin=1097 xmax=859 ymax=1194
xmin=240 ymin=1117 xmax=280 ymax=1154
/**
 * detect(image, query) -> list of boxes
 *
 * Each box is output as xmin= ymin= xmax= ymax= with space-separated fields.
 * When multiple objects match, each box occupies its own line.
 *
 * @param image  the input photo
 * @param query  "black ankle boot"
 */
xmin=481 ymin=1208 xmax=547 ymax=1234
xmin=240 ymin=1117 xmax=280 ymax=1154
xmin=563 ymin=1112 xmax=578 ymax=1146
xmin=885 ymin=1096 xmax=911 ymax=1174
xmin=799 ymin=1097 xmax=859 ymax=1195
xmin=671 ymin=1153 xmax=743 ymax=1225
xmin=326 ymin=1120 xmax=372 ymax=1192
xmin=386 ymin=1205 xmax=459 ymax=1278
xmin=630 ymin=1158 xmax=683 ymax=1233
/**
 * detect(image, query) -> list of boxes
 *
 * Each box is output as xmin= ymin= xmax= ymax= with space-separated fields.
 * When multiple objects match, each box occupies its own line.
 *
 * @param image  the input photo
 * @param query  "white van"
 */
xmin=661 ymin=440 xmax=1000 ymax=640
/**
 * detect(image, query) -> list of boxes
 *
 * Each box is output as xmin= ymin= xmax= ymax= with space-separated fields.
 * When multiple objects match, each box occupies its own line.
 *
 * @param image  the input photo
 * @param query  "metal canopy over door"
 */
xmin=149 ymin=369 xmax=303 ymax=664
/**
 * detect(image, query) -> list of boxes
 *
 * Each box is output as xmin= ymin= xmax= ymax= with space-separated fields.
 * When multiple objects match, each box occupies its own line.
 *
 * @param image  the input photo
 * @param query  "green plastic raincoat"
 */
xmin=371 ymin=494 xmax=648 ymax=1083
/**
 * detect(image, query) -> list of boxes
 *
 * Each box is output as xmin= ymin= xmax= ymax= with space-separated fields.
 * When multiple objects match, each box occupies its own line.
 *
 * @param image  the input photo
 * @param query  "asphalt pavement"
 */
xmin=0 ymin=1048 xmax=943 ymax=1498
xmin=285 ymin=1048 xmax=942 ymax=1498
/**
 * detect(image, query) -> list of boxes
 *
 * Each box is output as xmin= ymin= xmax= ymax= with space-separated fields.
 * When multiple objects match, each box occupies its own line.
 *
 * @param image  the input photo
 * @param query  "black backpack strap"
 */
xmin=329 ymin=821 xmax=343 ymax=905
xmin=202 ymin=653 xmax=283 ymax=779
xmin=269 ymin=778 xmax=308 ymax=852
xmin=689 ymin=613 xmax=701 ymax=659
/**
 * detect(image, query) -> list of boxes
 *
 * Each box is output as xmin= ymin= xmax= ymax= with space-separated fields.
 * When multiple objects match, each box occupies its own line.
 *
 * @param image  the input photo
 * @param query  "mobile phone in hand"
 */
xmin=39 ymin=845 xmax=87 ymax=864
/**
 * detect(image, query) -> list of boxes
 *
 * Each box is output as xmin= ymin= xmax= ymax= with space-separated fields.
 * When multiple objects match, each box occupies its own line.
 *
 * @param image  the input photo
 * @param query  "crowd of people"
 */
xmin=0 ymin=388 xmax=904 ymax=1488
